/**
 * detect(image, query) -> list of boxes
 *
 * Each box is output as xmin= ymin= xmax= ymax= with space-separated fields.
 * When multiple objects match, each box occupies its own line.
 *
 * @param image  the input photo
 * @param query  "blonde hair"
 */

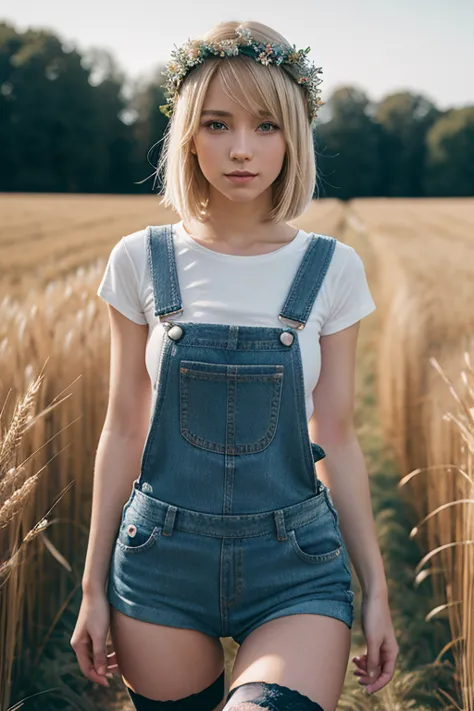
xmin=156 ymin=20 xmax=317 ymax=225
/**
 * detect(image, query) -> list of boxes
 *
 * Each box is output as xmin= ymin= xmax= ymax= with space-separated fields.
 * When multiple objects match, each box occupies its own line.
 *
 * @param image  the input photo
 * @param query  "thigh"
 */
xmin=229 ymin=614 xmax=351 ymax=711
xmin=110 ymin=607 xmax=225 ymax=701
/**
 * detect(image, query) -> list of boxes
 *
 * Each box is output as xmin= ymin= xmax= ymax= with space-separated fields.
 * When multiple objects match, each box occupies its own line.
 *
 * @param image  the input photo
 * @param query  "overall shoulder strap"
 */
xmin=146 ymin=224 xmax=183 ymax=319
xmin=279 ymin=234 xmax=337 ymax=329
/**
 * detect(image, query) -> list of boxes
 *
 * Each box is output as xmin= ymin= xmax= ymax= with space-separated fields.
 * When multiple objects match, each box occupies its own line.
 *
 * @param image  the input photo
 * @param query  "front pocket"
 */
xmin=179 ymin=360 xmax=284 ymax=454
xmin=288 ymin=514 xmax=343 ymax=563
xmin=116 ymin=514 xmax=161 ymax=554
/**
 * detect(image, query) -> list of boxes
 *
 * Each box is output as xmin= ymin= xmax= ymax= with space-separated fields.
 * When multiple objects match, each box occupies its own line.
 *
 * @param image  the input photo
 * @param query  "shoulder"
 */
xmin=303 ymin=231 xmax=363 ymax=280
xmin=310 ymin=233 xmax=376 ymax=335
xmin=325 ymin=238 xmax=369 ymax=298
xmin=330 ymin=238 xmax=365 ymax=277
xmin=121 ymin=224 xmax=179 ymax=271
xmin=97 ymin=228 xmax=151 ymax=325
xmin=119 ymin=227 xmax=150 ymax=283
xmin=121 ymin=226 xmax=149 ymax=262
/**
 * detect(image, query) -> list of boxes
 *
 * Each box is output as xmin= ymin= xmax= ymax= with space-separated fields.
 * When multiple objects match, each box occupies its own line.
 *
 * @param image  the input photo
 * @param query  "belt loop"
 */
xmin=162 ymin=504 xmax=178 ymax=536
xmin=227 ymin=325 xmax=239 ymax=349
xmin=273 ymin=510 xmax=288 ymax=541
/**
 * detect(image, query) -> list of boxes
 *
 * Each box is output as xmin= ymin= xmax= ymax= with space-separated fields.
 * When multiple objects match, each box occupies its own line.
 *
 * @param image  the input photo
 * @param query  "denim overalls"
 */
xmin=106 ymin=224 xmax=354 ymax=645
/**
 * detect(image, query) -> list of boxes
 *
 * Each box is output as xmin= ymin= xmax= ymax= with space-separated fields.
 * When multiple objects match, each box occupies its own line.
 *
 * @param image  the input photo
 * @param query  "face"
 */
xmin=191 ymin=73 xmax=287 ymax=205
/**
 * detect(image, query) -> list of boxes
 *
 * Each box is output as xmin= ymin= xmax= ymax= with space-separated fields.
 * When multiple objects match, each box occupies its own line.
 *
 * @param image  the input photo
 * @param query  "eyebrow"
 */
xmin=201 ymin=109 xmax=274 ymax=117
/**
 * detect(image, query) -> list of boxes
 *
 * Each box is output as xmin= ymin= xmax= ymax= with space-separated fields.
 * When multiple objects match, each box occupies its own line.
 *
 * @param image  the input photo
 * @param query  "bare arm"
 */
xmin=81 ymin=304 xmax=151 ymax=597
xmin=308 ymin=321 xmax=387 ymax=598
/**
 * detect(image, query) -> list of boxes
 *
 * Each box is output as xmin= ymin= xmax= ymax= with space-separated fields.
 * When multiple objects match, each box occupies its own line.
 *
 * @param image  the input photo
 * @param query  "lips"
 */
xmin=226 ymin=172 xmax=257 ymax=177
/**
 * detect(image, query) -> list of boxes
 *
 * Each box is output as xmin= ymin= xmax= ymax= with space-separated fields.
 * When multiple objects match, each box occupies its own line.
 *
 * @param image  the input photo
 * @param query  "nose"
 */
xmin=229 ymin=128 xmax=254 ymax=162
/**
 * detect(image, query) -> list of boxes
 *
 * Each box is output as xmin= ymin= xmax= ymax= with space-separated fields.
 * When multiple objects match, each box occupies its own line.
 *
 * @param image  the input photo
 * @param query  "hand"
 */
xmin=70 ymin=591 xmax=121 ymax=687
xmin=352 ymin=590 xmax=399 ymax=694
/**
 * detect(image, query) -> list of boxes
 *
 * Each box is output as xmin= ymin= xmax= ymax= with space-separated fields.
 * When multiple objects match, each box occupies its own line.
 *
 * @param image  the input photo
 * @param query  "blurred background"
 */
xmin=1 ymin=0 xmax=473 ymax=198
xmin=1 ymin=3 xmax=474 ymax=711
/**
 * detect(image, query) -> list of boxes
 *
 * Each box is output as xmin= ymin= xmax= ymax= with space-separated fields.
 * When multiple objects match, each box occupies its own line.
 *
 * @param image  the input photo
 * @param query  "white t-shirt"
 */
xmin=97 ymin=220 xmax=376 ymax=422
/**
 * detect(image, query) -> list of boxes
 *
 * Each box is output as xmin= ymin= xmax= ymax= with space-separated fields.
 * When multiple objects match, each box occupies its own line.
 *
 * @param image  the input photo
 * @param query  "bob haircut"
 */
xmin=156 ymin=20 xmax=318 ymax=226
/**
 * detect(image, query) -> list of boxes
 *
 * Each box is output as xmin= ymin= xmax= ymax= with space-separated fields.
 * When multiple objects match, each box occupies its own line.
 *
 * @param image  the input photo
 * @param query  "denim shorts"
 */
xmin=107 ymin=481 xmax=354 ymax=645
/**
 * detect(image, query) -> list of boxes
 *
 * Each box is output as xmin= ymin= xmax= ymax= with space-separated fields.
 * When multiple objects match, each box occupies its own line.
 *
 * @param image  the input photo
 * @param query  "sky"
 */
xmin=2 ymin=0 xmax=473 ymax=111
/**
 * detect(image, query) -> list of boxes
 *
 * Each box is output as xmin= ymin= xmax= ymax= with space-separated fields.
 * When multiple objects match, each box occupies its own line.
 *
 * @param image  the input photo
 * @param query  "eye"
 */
xmin=202 ymin=121 xmax=227 ymax=131
xmin=201 ymin=121 xmax=279 ymax=132
xmin=258 ymin=122 xmax=279 ymax=132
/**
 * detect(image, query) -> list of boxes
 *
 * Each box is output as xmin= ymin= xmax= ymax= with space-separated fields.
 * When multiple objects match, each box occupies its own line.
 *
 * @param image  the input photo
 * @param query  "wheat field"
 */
xmin=1 ymin=195 xmax=473 ymax=711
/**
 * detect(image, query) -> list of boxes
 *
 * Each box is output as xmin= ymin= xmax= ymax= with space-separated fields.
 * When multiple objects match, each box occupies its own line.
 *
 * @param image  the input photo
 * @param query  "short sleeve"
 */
xmin=320 ymin=247 xmax=376 ymax=336
xmin=97 ymin=238 xmax=147 ymax=325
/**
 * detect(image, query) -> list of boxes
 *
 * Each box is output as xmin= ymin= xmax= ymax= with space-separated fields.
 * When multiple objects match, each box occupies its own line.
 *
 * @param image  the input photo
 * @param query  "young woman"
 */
xmin=71 ymin=20 xmax=399 ymax=711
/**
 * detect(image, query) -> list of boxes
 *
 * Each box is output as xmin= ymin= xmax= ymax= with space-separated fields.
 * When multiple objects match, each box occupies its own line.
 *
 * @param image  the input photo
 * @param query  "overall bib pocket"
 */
xmin=179 ymin=360 xmax=284 ymax=454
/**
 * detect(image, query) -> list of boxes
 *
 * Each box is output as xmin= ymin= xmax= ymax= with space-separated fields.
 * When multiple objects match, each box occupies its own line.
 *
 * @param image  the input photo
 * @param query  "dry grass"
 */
xmin=397 ymin=352 xmax=474 ymax=711
xmin=346 ymin=197 xmax=474 ymax=709
xmin=1 ymin=195 xmax=474 ymax=709
xmin=0 ymin=368 xmax=80 ymax=709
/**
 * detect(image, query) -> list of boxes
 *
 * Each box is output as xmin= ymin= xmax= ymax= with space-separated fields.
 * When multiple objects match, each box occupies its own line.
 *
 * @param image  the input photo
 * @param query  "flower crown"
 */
xmin=159 ymin=27 xmax=324 ymax=122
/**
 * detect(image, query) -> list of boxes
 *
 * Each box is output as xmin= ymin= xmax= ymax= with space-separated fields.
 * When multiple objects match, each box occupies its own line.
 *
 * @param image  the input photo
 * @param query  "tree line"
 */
xmin=1 ymin=20 xmax=473 ymax=198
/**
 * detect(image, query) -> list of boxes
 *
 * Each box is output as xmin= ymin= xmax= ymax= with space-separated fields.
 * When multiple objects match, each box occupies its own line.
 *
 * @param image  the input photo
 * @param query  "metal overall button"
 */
xmin=280 ymin=331 xmax=294 ymax=346
xmin=168 ymin=325 xmax=183 ymax=341
xmin=117 ymin=516 xmax=161 ymax=553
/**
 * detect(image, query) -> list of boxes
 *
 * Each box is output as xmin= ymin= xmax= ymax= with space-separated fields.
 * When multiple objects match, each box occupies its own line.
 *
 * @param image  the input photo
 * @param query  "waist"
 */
xmin=130 ymin=479 xmax=330 ymax=538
